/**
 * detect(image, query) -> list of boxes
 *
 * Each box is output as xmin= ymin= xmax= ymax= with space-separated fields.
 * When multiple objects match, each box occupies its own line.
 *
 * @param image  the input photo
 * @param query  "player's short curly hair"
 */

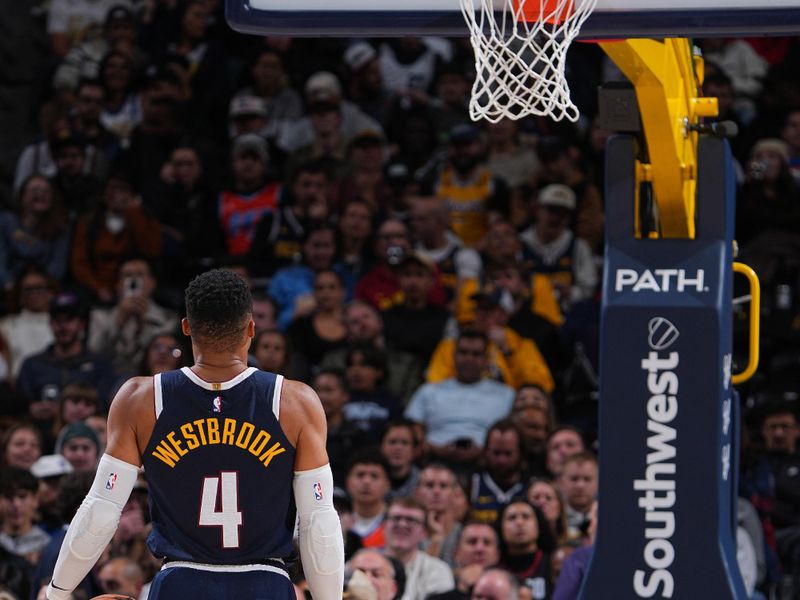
xmin=185 ymin=269 xmax=253 ymax=351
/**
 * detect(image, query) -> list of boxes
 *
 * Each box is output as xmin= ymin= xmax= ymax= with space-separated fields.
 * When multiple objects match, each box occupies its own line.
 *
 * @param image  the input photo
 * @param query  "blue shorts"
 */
xmin=147 ymin=563 xmax=294 ymax=600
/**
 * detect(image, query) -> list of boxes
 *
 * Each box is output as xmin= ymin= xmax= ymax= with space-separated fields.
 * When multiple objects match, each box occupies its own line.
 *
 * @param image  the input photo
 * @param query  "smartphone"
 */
xmin=41 ymin=385 xmax=60 ymax=402
xmin=123 ymin=276 xmax=143 ymax=298
xmin=454 ymin=437 xmax=473 ymax=448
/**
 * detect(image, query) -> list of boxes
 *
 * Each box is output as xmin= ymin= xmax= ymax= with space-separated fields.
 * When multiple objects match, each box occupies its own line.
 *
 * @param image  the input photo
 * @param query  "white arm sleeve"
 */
xmin=294 ymin=464 xmax=345 ymax=600
xmin=46 ymin=454 xmax=139 ymax=600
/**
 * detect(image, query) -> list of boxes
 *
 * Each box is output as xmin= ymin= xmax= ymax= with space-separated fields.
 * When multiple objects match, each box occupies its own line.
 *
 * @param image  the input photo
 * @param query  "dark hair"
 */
xmin=485 ymin=418 xmax=522 ymax=450
xmin=380 ymin=419 xmax=419 ymax=448
xmin=346 ymin=448 xmax=391 ymax=479
xmin=345 ymin=342 xmax=387 ymax=382
xmin=10 ymin=264 xmax=58 ymax=313
xmin=0 ymin=467 xmax=39 ymax=496
xmin=76 ymin=77 xmax=104 ymax=95
xmin=58 ymin=471 xmax=95 ymax=522
xmin=252 ymin=329 xmax=289 ymax=373
xmin=456 ymin=327 xmax=488 ymax=349
xmin=302 ymin=220 xmax=336 ymax=245
xmin=760 ymin=401 xmax=799 ymax=426
xmin=292 ymin=159 xmax=331 ymax=183
xmin=497 ymin=498 xmax=557 ymax=554
xmin=314 ymin=368 xmax=348 ymax=393
xmin=185 ymin=269 xmax=253 ymax=351
xmin=546 ymin=425 xmax=586 ymax=449
xmin=138 ymin=331 xmax=191 ymax=376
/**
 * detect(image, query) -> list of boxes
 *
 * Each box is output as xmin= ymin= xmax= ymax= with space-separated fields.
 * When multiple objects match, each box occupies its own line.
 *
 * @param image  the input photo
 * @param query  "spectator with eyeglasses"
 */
xmin=383 ymin=497 xmax=454 ymax=600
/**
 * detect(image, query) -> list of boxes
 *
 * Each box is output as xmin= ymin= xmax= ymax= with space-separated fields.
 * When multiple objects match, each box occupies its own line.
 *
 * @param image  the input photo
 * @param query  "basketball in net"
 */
xmin=460 ymin=0 xmax=598 ymax=122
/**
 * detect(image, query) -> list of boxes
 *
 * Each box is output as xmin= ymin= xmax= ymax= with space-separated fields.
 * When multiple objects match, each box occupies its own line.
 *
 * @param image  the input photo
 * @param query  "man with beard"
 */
xmin=513 ymin=406 xmax=550 ymax=477
xmin=49 ymin=128 xmax=103 ymax=216
xmin=470 ymin=420 xmax=527 ymax=525
xmin=383 ymin=497 xmax=454 ymax=600
xmin=420 ymin=125 xmax=509 ymax=248
xmin=16 ymin=292 xmax=117 ymax=421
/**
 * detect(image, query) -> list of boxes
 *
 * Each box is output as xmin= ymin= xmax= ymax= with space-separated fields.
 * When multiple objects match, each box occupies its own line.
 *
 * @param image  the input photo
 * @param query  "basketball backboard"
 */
xmin=227 ymin=0 xmax=800 ymax=38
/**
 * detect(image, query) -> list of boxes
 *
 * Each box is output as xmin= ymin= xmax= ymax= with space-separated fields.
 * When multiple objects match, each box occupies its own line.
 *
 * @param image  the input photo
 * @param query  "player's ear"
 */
xmin=181 ymin=318 xmax=191 ymax=336
xmin=247 ymin=319 xmax=255 ymax=338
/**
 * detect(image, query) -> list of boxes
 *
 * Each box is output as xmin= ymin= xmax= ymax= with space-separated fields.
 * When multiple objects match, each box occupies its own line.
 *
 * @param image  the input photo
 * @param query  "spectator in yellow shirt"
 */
xmin=427 ymin=289 xmax=554 ymax=392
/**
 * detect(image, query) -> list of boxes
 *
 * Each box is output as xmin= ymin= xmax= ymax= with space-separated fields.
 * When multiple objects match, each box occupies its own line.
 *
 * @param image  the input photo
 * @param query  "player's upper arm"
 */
xmin=282 ymin=379 xmax=329 ymax=472
xmin=105 ymin=376 xmax=154 ymax=467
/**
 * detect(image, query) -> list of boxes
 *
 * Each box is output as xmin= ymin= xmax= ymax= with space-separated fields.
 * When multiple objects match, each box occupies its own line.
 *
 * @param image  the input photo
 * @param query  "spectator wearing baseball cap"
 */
xmin=519 ymin=184 xmax=599 ymax=312
xmin=218 ymin=133 xmax=280 ymax=256
xmin=31 ymin=454 xmax=74 ymax=531
xmin=534 ymin=136 xmax=604 ymax=253
xmin=418 ymin=122 xmax=511 ymax=248
xmin=344 ymin=42 xmax=394 ymax=124
xmin=15 ymin=291 xmax=117 ymax=421
xmin=228 ymin=95 xmax=268 ymax=139
xmin=277 ymin=71 xmax=384 ymax=166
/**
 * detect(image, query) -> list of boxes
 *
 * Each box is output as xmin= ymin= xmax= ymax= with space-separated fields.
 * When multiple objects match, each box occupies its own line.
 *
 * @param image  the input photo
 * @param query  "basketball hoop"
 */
xmin=460 ymin=0 xmax=598 ymax=122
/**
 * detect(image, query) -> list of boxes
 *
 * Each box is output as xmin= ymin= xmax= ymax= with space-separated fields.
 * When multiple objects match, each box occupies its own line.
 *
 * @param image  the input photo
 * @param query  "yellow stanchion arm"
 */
xmin=732 ymin=262 xmax=760 ymax=384
xmin=599 ymin=38 xmax=718 ymax=239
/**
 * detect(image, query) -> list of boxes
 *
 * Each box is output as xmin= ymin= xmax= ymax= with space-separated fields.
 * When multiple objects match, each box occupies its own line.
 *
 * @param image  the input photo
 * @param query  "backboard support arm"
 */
xmin=599 ymin=38 xmax=719 ymax=239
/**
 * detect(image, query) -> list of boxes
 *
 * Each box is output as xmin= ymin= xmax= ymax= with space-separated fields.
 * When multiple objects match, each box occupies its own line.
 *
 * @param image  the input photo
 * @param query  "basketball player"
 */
xmin=46 ymin=269 xmax=344 ymax=600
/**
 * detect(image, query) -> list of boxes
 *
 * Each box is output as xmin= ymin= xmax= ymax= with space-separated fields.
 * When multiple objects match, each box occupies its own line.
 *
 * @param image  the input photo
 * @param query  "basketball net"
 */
xmin=460 ymin=0 xmax=598 ymax=122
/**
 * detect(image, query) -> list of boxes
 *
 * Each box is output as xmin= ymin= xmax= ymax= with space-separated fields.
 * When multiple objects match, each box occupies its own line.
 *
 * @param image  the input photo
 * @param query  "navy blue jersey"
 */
xmin=470 ymin=472 xmax=525 ymax=525
xmin=142 ymin=367 xmax=296 ymax=565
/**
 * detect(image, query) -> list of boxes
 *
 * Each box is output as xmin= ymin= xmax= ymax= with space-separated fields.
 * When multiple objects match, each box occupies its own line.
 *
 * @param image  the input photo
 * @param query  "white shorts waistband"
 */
xmin=161 ymin=561 xmax=289 ymax=579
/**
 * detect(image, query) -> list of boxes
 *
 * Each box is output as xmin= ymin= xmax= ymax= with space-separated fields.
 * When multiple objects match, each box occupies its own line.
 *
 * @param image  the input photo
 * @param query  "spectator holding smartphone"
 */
xmin=87 ymin=258 xmax=178 ymax=376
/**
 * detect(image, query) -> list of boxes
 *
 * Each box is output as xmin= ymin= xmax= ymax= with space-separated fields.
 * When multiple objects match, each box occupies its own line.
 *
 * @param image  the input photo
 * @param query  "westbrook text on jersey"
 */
xmin=150 ymin=417 xmax=287 ymax=469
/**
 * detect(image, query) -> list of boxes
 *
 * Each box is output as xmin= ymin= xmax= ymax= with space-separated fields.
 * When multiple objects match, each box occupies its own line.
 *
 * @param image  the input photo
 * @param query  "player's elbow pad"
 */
xmin=47 ymin=454 xmax=138 ymax=600
xmin=293 ymin=464 xmax=344 ymax=600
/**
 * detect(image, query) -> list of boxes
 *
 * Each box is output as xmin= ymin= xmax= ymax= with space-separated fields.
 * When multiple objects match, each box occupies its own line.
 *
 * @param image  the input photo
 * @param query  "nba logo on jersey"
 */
xmin=313 ymin=482 xmax=323 ymax=501
xmin=106 ymin=473 xmax=117 ymax=491
xmin=212 ymin=396 xmax=222 ymax=413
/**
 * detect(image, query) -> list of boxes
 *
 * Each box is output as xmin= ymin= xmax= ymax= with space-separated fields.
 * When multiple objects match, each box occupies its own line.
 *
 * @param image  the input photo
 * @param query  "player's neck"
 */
xmin=190 ymin=352 xmax=250 ymax=381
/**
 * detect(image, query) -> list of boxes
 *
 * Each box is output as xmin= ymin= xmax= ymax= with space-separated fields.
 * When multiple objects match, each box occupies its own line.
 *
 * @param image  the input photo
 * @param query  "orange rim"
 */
xmin=515 ymin=0 xmax=574 ymax=24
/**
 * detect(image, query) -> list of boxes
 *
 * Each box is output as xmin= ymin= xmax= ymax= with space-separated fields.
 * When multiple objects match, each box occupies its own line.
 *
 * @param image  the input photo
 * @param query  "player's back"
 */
xmin=142 ymin=367 xmax=295 ymax=565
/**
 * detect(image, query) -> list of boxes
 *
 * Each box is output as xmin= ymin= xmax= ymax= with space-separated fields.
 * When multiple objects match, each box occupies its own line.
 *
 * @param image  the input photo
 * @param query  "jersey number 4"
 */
xmin=199 ymin=472 xmax=243 ymax=548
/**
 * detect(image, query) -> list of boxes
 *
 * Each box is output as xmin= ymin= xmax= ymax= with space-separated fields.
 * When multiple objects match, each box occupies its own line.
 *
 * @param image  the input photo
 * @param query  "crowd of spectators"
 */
xmin=1 ymin=1 xmax=800 ymax=599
